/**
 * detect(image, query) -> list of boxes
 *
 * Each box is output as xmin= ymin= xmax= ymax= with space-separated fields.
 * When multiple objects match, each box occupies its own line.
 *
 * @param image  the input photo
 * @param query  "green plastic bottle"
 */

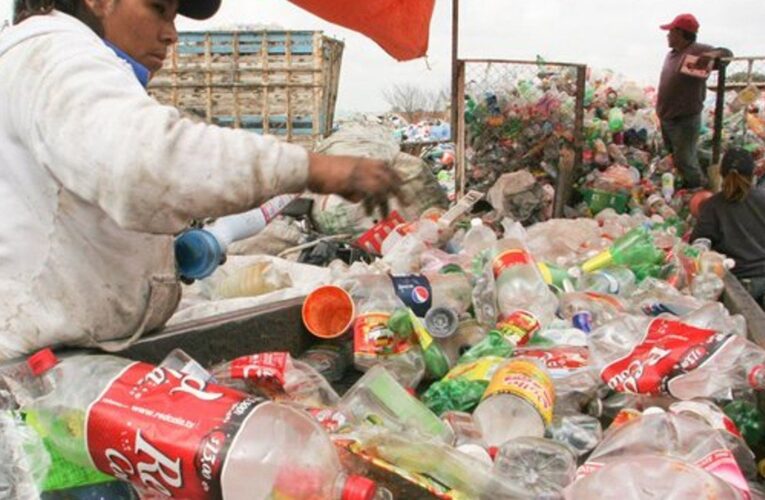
xmin=409 ymin=310 xmax=450 ymax=380
xmin=457 ymin=331 xmax=514 ymax=365
xmin=421 ymin=356 xmax=505 ymax=416
xmin=724 ymin=400 xmax=765 ymax=448
xmin=581 ymin=226 xmax=664 ymax=273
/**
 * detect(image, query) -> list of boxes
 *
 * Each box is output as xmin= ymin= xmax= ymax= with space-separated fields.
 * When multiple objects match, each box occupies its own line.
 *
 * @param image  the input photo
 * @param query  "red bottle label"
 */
xmin=86 ymin=362 xmax=261 ymax=499
xmin=228 ymin=352 xmax=289 ymax=386
xmin=515 ymin=346 xmax=589 ymax=376
xmin=354 ymin=312 xmax=411 ymax=359
xmin=600 ymin=318 xmax=734 ymax=396
xmin=492 ymin=249 xmax=533 ymax=279
xmin=496 ymin=310 xmax=540 ymax=346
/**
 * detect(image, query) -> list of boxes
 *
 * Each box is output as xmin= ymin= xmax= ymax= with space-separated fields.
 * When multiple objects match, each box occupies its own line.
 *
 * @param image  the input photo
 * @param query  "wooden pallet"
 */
xmin=148 ymin=30 xmax=344 ymax=149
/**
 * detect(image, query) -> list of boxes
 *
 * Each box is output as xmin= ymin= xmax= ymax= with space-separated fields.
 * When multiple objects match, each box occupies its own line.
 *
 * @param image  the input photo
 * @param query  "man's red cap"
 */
xmin=660 ymin=13 xmax=700 ymax=34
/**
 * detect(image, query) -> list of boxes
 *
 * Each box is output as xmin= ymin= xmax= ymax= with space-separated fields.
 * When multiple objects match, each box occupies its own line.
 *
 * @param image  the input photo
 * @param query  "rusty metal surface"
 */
xmin=721 ymin=272 xmax=765 ymax=347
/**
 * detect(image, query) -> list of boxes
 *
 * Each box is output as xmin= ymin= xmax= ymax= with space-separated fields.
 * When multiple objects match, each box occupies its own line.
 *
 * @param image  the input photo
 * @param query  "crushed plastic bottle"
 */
xmin=210 ymin=351 xmax=340 ymax=408
xmin=590 ymin=315 xmax=765 ymax=400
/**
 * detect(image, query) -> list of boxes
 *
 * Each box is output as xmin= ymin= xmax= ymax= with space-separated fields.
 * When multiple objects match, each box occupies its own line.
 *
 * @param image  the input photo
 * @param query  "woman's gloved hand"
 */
xmin=307 ymin=153 xmax=407 ymax=216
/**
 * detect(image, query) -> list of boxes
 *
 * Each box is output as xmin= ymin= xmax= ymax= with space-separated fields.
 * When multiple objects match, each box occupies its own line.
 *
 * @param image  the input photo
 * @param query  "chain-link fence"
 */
xmin=708 ymin=56 xmax=765 ymax=164
xmin=455 ymin=59 xmax=586 ymax=219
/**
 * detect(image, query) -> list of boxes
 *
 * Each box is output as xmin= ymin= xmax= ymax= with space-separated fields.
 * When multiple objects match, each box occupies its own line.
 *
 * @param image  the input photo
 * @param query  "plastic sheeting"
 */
xmin=288 ymin=0 xmax=436 ymax=61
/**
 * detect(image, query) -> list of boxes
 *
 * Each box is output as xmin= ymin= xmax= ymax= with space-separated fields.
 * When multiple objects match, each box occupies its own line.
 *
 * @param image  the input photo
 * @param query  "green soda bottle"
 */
xmin=724 ymin=400 xmax=765 ymax=449
xmin=581 ymin=226 xmax=664 ymax=273
xmin=408 ymin=310 xmax=450 ymax=380
xmin=457 ymin=330 xmax=514 ymax=365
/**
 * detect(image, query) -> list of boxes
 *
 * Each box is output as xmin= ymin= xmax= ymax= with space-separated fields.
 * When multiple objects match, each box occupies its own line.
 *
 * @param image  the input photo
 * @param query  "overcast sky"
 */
xmin=2 ymin=1 xmax=764 ymax=113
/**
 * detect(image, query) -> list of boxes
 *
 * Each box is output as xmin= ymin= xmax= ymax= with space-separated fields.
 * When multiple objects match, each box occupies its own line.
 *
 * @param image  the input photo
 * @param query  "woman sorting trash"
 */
xmin=0 ymin=0 xmax=403 ymax=359
xmin=691 ymin=148 xmax=765 ymax=306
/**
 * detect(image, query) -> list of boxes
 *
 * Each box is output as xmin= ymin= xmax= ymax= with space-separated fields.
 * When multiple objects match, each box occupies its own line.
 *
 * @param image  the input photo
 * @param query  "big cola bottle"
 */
xmin=23 ymin=350 xmax=384 ymax=500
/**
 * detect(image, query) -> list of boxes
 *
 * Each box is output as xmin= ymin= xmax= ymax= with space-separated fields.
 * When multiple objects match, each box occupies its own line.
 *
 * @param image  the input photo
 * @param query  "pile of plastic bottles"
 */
xmin=3 ymin=189 xmax=765 ymax=498
xmin=461 ymin=66 xmax=765 ymax=221
xmin=392 ymin=119 xmax=451 ymax=143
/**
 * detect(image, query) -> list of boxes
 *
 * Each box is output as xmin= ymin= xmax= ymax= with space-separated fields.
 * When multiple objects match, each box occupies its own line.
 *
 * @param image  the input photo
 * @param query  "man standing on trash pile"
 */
xmin=0 ymin=0 xmax=402 ymax=360
xmin=656 ymin=13 xmax=732 ymax=189
xmin=691 ymin=148 xmax=765 ymax=307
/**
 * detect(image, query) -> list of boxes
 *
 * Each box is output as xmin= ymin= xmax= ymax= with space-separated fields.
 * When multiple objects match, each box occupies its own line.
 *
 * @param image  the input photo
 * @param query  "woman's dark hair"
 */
xmin=14 ymin=0 xmax=105 ymax=35
xmin=15 ymin=0 xmax=70 ymax=23
xmin=679 ymin=29 xmax=697 ymax=43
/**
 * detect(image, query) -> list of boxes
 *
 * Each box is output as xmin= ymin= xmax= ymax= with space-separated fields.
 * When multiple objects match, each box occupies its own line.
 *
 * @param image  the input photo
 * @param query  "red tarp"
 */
xmin=288 ymin=0 xmax=436 ymax=61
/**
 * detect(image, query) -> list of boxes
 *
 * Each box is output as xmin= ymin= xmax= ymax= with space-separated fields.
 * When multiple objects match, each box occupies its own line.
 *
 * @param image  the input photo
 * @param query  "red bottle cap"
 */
xmin=488 ymin=446 xmax=499 ymax=461
xmin=27 ymin=348 xmax=59 ymax=376
xmin=342 ymin=475 xmax=377 ymax=500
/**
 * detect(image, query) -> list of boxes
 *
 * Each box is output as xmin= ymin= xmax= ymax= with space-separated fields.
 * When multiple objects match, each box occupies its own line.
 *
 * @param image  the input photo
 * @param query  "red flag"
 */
xmin=288 ymin=0 xmax=436 ymax=61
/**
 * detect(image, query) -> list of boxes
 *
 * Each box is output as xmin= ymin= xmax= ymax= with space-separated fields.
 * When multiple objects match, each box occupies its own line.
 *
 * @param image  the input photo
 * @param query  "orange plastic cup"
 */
xmin=302 ymin=285 xmax=356 ymax=339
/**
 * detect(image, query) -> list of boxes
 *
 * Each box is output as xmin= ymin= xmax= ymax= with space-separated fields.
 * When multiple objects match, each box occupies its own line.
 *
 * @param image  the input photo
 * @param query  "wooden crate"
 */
xmin=148 ymin=30 xmax=344 ymax=149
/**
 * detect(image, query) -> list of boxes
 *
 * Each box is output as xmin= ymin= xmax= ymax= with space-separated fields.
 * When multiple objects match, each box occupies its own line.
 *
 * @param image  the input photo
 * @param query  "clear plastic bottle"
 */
xmin=352 ymin=291 xmax=425 ymax=389
xmin=472 ymin=358 xmax=555 ymax=447
xmin=23 ymin=350 xmax=383 ymax=500
xmin=574 ymin=266 xmax=636 ymax=296
xmin=298 ymin=341 xmax=352 ymax=383
xmin=690 ymin=272 xmax=725 ymax=302
xmin=338 ymin=365 xmax=454 ymax=444
xmin=210 ymin=352 xmax=340 ymax=408
xmin=493 ymin=437 xmax=576 ymax=497
xmin=441 ymin=411 xmax=492 ymax=466
xmin=557 ymin=291 xmax=625 ymax=333
xmin=491 ymin=238 xmax=558 ymax=345
xmin=461 ymin=218 xmax=497 ymax=257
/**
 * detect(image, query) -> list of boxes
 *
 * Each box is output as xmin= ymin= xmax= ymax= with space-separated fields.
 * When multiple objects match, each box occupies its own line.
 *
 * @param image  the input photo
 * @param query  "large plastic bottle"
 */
xmin=23 ymin=350 xmax=383 ymax=500
xmin=491 ymin=238 xmax=559 ymax=346
xmin=175 ymin=194 xmax=297 ymax=280
xmin=472 ymin=358 xmax=555 ymax=447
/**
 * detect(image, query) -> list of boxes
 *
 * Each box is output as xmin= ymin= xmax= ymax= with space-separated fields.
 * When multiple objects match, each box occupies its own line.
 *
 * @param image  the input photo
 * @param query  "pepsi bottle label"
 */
xmin=390 ymin=275 xmax=432 ymax=317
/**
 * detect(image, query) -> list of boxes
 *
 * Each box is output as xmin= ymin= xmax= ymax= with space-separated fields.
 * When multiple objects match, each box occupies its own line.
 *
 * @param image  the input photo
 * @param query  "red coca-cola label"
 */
xmin=228 ymin=352 xmax=289 ymax=385
xmin=600 ymin=318 xmax=734 ymax=396
xmin=86 ymin=362 xmax=261 ymax=499
xmin=492 ymin=249 xmax=533 ymax=279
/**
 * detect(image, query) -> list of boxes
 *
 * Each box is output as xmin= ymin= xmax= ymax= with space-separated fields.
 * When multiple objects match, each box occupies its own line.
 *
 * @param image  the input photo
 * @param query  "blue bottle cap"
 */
xmin=572 ymin=311 xmax=593 ymax=333
xmin=174 ymin=229 xmax=224 ymax=280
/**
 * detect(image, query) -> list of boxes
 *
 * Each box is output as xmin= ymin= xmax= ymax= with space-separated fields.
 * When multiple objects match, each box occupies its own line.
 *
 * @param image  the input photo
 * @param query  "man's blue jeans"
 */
xmin=661 ymin=114 xmax=706 ymax=189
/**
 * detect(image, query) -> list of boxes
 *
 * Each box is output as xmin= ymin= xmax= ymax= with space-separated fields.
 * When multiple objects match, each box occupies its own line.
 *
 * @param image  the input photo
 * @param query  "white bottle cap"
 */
xmin=456 ymin=444 xmax=493 ymax=466
xmin=643 ymin=407 xmax=666 ymax=416
xmin=470 ymin=218 xmax=483 ymax=227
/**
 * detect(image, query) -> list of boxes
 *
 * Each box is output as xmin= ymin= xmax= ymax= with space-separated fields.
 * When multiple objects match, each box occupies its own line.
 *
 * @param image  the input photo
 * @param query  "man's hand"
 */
xmin=307 ymin=153 xmax=407 ymax=215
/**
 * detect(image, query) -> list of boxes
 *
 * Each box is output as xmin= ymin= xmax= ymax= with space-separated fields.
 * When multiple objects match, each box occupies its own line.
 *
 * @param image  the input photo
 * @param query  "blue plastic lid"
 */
xmin=174 ymin=229 xmax=224 ymax=280
xmin=572 ymin=311 xmax=593 ymax=333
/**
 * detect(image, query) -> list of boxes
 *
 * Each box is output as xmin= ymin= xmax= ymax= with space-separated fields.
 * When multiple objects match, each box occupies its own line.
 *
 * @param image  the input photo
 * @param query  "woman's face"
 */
xmin=101 ymin=0 xmax=179 ymax=73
